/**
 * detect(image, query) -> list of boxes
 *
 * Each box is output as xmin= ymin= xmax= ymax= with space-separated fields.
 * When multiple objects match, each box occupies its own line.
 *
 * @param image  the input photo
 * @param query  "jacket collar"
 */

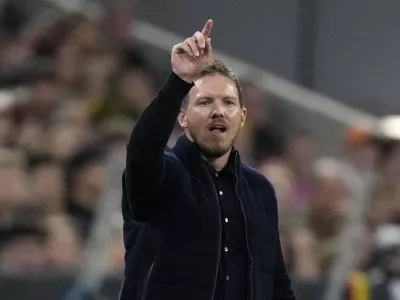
xmin=172 ymin=134 xmax=242 ymax=181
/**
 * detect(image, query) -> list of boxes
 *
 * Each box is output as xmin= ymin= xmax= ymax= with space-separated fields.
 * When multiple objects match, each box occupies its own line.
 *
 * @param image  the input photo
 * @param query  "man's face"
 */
xmin=178 ymin=74 xmax=247 ymax=157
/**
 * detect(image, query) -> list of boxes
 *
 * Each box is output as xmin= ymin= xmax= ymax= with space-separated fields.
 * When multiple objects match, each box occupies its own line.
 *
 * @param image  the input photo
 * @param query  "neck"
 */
xmin=203 ymin=149 xmax=232 ymax=171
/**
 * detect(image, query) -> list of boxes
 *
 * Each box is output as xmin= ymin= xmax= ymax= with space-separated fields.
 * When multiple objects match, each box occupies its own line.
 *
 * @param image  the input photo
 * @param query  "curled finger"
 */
xmin=193 ymin=31 xmax=205 ymax=49
xmin=185 ymin=37 xmax=199 ymax=57
xmin=175 ymin=42 xmax=194 ymax=57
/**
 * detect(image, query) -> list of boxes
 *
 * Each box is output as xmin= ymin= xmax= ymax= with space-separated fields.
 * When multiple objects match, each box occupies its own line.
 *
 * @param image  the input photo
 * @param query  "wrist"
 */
xmin=172 ymin=70 xmax=195 ymax=84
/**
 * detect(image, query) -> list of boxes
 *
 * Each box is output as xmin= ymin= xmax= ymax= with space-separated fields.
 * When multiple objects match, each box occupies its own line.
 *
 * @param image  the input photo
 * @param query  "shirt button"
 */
xmin=224 ymin=247 xmax=228 ymax=252
xmin=215 ymin=172 xmax=218 ymax=177
xmin=219 ymin=191 xmax=223 ymax=195
xmin=225 ymin=218 xmax=229 ymax=223
xmin=226 ymin=276 xmax=230 ymax=280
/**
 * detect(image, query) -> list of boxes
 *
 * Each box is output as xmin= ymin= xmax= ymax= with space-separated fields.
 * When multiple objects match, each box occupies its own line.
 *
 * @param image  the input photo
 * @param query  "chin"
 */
xmin=190 ymin=131 xmax=235 ymax=158
xmin=199 ymin=143 xmax=232 ymax=158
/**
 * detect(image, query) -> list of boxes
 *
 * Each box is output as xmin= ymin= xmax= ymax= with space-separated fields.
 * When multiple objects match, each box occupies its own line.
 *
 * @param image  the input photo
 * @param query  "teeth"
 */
xmin=211 ymin=128 xmax=224 ymax=132
xmin=210 ymin=124 xmax=226 ymax=132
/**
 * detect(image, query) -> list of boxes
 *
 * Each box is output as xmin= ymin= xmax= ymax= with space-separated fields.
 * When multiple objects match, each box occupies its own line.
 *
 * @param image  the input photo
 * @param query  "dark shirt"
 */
xmin=205 ymin=158 xmax=249 ymax=300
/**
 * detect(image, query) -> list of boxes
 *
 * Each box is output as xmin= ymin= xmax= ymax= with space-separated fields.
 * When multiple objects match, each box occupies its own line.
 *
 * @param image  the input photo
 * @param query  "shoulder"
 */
xmin=163 ymin=147 xmax=188 ymax=177
xmin=164 ymin=147 xmax=178 ymax=160
xmin=241 ymin=163 xmax=276 ymax=196
xmin=164 ymin=147 xmax=183 ymax=166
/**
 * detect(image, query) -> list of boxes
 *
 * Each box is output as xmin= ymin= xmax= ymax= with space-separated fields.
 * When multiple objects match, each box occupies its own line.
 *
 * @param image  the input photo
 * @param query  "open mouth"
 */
xmin=209 ymin=125 xmax=227 ymax=133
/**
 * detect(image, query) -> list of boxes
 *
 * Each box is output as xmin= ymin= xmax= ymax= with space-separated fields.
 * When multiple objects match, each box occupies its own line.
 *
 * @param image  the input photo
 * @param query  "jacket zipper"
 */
xmin=205 ymin=167 xmax=222 ymax=300
xmin=140 ymin=260 xmax=155 ymax=300
xmin=234 ymin=153 xmax=254 ymax=300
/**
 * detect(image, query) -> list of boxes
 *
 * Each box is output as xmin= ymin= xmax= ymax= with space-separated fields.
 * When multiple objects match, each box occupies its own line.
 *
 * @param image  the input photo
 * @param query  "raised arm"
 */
xmin=124 ymin=20 xmax=214 ymax=221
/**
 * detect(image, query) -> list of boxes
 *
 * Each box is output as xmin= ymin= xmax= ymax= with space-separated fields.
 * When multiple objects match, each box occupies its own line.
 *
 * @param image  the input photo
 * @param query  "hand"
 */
xmin=171 ymin=19 xmax=213 ymax=83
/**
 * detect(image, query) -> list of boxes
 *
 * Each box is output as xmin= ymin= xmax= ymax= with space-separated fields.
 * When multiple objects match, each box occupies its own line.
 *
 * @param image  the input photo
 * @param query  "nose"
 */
xmin=211 ymin=103 xmax=224 ymax=118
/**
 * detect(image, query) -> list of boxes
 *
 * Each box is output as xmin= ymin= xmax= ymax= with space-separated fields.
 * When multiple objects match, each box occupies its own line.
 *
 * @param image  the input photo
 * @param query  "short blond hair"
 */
xmin=182 ymin=58 xmax=243 ymax=108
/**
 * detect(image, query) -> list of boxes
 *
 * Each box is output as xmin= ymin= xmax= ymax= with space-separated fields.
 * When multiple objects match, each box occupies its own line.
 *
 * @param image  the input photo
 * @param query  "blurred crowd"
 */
xmin=0 ymin=0 xmax=399 ymax=290
xmin=0 ymin=0 xmax=148 ymax=273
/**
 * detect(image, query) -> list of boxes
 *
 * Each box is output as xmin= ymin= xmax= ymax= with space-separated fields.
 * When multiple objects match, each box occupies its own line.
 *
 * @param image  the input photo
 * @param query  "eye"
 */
xmin=199 ymin=100 xmax=210 ymax=106
xmin=225 ymin=100 xmax=235 ymax=106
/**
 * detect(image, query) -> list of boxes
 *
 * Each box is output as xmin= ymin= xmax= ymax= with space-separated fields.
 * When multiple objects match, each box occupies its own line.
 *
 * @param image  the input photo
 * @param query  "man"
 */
xmin=120 ymin=19 xmax=295 ymax=300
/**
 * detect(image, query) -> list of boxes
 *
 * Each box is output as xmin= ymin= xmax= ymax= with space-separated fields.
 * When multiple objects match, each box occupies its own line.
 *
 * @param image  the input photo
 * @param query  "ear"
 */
xmin=240 ymin=107 xmax=247 ymax=128
xmin=178 ymin=110 xmax=188 ymax=128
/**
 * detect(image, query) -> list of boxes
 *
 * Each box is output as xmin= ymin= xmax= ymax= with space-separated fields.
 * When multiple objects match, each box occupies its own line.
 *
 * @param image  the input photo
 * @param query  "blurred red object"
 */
xmin=345 ymin=126 xmax=373 ymax=148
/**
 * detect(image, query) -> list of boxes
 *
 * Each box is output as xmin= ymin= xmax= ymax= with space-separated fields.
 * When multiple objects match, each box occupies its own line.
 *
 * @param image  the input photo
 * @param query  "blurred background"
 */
xmin=0 ymin=0 xmax=400 ymax=299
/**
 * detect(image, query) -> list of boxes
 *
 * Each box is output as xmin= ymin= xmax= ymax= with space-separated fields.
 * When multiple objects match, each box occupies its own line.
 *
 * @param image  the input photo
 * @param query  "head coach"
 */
xmin=120 ymin=19 xmax=296 ymax=300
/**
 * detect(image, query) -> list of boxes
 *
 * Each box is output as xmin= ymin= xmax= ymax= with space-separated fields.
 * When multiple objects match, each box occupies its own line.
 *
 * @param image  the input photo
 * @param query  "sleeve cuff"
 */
xmin=168 ymin=71 xmax=195 ymax=89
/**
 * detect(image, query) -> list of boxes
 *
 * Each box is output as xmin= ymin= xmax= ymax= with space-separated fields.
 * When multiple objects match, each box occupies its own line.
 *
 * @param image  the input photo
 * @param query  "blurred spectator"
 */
xmin=28 ymin=72 xmax=61 ymax=118
xmin=367 ymin=224 xmax=400 ymax=300
xmin=107 ymin=212 xmax=125 ymax=271
xmin=0 ymin=204 xmax=48 ymax=272
xmin=98 ymin=116 xmax=134 ymax=152
xmin=65 ymin=146 xmax=107 ymax=240
xmin=339 ymin=125 xmax=379 ymax=198
xmin=368 ymin=140 xmax=400 ymax=228
xmin=116 ymin=66 xmax=155 ymax=118
xmin=378 ymin=140 xmax=400 ymax=187
xmin=306 ymin=157 xmax=350 ymax=272
xmin=101 ymin=0 xmax=135 ymax=47
xmin=0 ymin=91 xmax=19 ymax=146
xmin=88 ymin=50 xmax=156 ymax=123
xmin=80 ymin=48 xmax=118 ymax=100
xmin=287 ymin=225 xmax=321 ymax=279
xmin=260 ymin=129 xmax=316 ymax=217
xmin=27 ymin=154 xmax=65 ymax=214
xmin=260 ymin=162 xmax=295 ymax=219
xmin=15 ymin=114 xmax=45 ymax=153
xmin=236 ymin=81 xmax=289 ymax=165
xmin=45 ymin=214 xmax=82 ymax=271
xmin=283 ymin=157 xmax=353 ymax=277
xmin=283 ymin=130 xmax=316 ymax=209
xmin=45 ymin=121 xmax=92 ymax=161
xmin=344 ymin=125 xmax=378 ymax=175
xmin=0 ymin=148 xmax=30 ymax=215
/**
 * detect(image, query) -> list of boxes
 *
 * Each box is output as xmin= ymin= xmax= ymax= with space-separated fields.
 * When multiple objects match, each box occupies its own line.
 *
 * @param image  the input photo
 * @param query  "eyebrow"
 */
xmin=196 ymin=96 xmax=213 ymax=102
xmin=222 ymin=96 xmax=237 ymax=101
xmin=196 ymin=96 xmax=237 ymax=101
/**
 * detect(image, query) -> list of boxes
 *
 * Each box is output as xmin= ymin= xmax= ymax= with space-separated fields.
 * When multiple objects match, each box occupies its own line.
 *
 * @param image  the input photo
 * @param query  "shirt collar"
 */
xmin=203 ymin=151 xmax=236 ymax=178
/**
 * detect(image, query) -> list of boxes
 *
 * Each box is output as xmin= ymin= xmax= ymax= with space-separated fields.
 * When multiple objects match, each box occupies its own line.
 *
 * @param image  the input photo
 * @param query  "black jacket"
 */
xmin=120 ymin=72 xmax=296 ymax=300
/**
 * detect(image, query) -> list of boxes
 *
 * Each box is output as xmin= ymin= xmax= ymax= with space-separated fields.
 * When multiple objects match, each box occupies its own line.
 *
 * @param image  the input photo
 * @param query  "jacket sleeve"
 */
xmin=272 ymin=236 xmax=296 ymax=300
xmin=270 ymin=184 xmax=296 ymax=300
xmin=124 ymin=72 xmax=194 ymax=221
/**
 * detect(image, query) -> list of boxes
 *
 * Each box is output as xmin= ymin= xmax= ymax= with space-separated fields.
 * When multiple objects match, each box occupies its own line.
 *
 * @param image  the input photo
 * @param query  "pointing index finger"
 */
xmin=201 ymin=19 xmax=213 ymax=38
